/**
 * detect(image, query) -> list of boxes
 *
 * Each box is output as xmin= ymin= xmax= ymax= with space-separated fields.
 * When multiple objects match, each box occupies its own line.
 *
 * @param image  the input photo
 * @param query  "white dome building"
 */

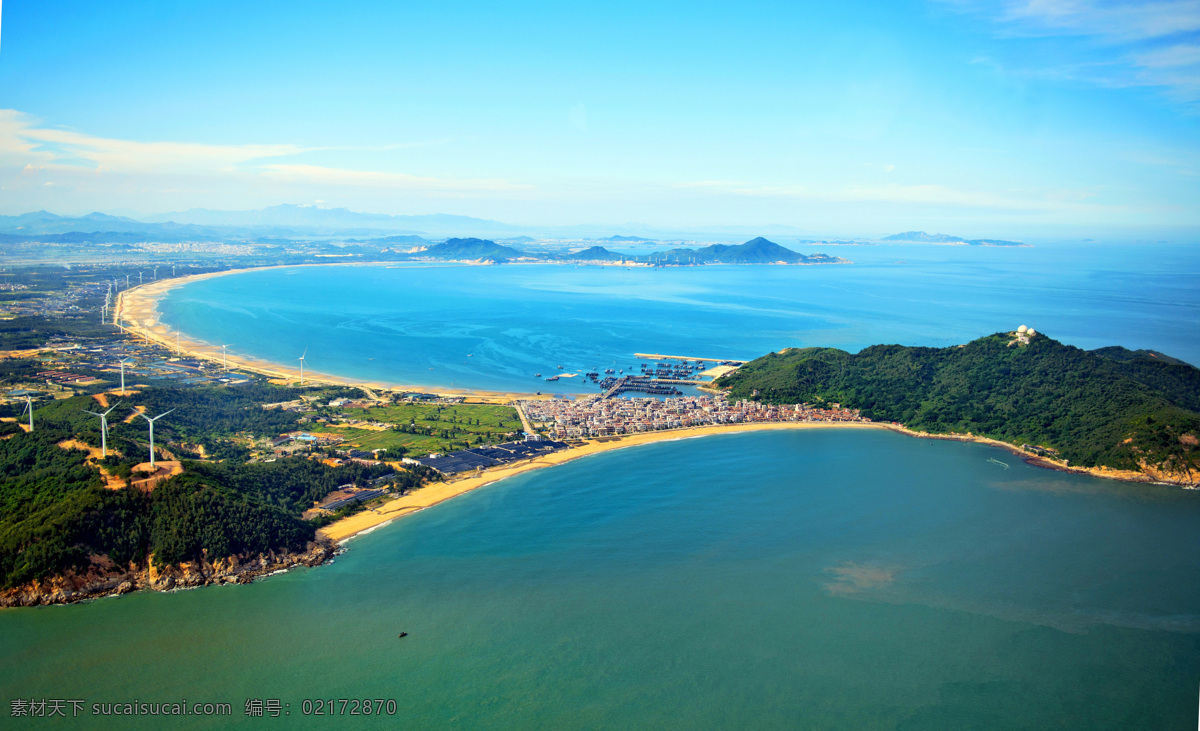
xmin=1017 ymin=325 xmax=1028 ymax=334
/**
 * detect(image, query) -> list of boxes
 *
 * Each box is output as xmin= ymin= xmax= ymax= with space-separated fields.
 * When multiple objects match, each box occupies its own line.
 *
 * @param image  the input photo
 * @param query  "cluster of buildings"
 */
xmin=520 ymin=394 xmax=866 ymax=440
xmin=0 ymin=281 xmax=105 ymax=319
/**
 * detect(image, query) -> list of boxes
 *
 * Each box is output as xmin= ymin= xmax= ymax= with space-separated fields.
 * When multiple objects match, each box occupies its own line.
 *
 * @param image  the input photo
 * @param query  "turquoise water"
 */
xmin=3 ymin=430 xmax=1199 ymax=728
xmin=156 ymin=243 xmax=1200 ymax=394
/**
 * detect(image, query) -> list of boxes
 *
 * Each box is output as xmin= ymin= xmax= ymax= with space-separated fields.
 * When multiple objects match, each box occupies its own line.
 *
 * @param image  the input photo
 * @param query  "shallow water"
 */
xmin=3 ymin=430 xmax=1198 ymax=728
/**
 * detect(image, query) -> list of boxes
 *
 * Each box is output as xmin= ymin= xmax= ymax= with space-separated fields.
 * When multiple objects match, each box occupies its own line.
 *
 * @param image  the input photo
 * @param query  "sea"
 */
xmin=3 ymin=241 xmax=1200 ymax=728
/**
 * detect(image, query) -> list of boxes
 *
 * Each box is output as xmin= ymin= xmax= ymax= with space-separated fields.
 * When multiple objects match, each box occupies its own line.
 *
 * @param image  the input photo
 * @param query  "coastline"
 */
xmin=321 ymin=420 xmax=1197 ymax=544
xmin=113 ymin=263 xmax=1196 ymax=551
xmin=319 ymin=421 xmax=888 ymax=542
xmin=115 ymin=263 xmax=556 ymax=401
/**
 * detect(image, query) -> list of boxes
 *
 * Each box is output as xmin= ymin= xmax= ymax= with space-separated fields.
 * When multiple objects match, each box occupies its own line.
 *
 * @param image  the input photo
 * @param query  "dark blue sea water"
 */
xmin=155 ymin=242 xmax=1200 ymax=394
xmin=3 ymin=430 xmax=1198 ymax=728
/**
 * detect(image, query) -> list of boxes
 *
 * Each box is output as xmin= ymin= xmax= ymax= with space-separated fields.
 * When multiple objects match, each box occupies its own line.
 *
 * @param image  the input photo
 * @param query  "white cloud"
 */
xmin=941 ymin=1 xmax=1200 ymax=101
xmin=259 ymin=164 xmax=532 ymax=193
xmin=999 ymin=0 xmax=1200 ymax=41
xmin=0 ymin=109 xmax=527 ymax=199
xmin=675 ymin=179 xmax=1112 ymax=213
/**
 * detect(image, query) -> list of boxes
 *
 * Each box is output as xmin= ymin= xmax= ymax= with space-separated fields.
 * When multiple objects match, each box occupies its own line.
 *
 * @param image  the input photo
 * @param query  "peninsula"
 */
xmin=716 ymin=330 xmax=1200 ymax=485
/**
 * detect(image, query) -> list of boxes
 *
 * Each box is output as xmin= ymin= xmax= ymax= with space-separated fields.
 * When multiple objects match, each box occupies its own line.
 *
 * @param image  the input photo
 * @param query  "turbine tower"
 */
xmin=175 ymin=332 xmax=181 ymax=355
xmin=125 ymin=274 xmax=130 ymax=287
xmin=138 ymin=271 xmax=143 ymax=284
xmin=152 ymin=266 xmax=158 ymax=281
xmin=221 ymin=343 xmax=234 ymax=372
xmin=119 ymin=358 xmax=133 ymax=395
xmin=298 ymin=347 xmax=307 ymax=385
xmin=135 ymin=408 xmax=175 ymax=469
xmin=21 ymin=396 xmax=33 ymax=432
xmin=82 ymin=402 xmax=121 ymax=458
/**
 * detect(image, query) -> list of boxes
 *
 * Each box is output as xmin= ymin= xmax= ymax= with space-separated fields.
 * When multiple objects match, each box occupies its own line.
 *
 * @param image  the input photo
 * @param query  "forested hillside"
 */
xmin=0 ymin=426 xmax=421 ymax=590
xmin=716 ymin=333 xmax=1199 ymax=481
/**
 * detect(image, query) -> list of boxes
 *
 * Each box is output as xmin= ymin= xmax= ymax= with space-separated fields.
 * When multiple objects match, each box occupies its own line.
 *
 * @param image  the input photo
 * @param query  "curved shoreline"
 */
xmin=115 ymin=264 xmax=1196 ymax=548
xmin=319 ymin=422 xmax=890 ymax=542
xmin=115 ymin=264 xmax=557 ymax=401
xmin=320 ymin=420 xmax=1194 ymax=544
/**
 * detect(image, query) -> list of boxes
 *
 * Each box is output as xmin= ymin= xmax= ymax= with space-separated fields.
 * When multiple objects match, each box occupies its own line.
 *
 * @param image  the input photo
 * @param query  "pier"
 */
xmin=633 ymin=353 xmax=746 ymax=364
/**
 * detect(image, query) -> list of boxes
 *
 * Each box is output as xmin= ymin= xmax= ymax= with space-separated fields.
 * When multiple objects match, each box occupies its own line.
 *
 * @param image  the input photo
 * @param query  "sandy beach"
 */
xmin=116 ymin=265 xmax=1194 ymax=550
xmin=115 ymin=265 xmax=554 ymax=401
xmin=319 ymin=421 xmax=887 ymax=542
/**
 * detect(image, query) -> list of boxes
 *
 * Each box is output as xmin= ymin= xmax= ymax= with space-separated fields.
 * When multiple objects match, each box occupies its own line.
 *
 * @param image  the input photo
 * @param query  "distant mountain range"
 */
xmin=882 ymin=231 xmax=1025 ymax=247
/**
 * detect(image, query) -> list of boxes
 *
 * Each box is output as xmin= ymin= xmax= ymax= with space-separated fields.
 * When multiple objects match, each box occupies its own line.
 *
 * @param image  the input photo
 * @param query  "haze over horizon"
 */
xmin=1 ymin=1 xmax=1198 ymax=239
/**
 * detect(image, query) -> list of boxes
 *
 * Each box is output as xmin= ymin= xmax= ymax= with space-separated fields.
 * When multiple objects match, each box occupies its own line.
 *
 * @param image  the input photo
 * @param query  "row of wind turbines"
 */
xmin=21 ymin=396 xmax=174 ymax=470
xmin=101 ymin=266 xmax=179 ymax=324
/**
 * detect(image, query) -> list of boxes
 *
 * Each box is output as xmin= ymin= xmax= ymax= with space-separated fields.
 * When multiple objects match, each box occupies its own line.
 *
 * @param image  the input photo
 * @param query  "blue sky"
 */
xmin=1 ymin=0 xmax=1198 ymax=237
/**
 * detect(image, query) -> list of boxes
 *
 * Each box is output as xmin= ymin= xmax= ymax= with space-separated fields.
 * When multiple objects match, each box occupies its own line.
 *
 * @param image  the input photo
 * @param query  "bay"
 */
xmin=155 ymin=242 xmax=1200 ymax=395
xmin=2 ymin=430 xmax=1199 ymax=728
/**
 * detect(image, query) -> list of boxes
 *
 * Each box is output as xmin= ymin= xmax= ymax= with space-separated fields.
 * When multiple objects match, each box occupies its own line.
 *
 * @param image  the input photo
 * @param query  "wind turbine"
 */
xmin=298 ymin=347 xmax=307 ymax=385
xmin=152 ymin=266 xmax=158 ymax=280
xmin=172 ymin=265 xmax=176 ymax=277
xmin=221 ymin=343 xmax=234 ymax=372
xmin=21 ymin=396 xmax=33 ymax=432
xmin=82 ymin=402 xmax=121 ymax=458
xmin=119 ymin=358 xmax=133 ymax=395
xmin=138 ymin=271 xmax=143 ymax=284
xmin=135 ymin=408 xmax=175 ymax=469
xmin=125 ymin=274 xmax=130 ymax=288
xmin=175 ymin=332 xmax=181 ymax=355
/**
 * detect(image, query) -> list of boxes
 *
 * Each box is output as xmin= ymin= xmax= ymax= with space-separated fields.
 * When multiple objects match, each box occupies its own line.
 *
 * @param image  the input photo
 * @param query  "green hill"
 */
xmin=567 ymin=246 xmax=627 ymax=261
xmin=644 ymin=237 xmax=847 ymax=265
xmin=715 ymin=332 xmax=1199 ymax=483
xmin=421 ymin=238 xmax=521 ymax=261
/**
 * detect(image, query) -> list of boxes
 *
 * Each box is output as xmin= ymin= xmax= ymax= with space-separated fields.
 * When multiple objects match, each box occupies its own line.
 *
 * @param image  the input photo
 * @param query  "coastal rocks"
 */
xmin=0 ymin=539 xmax=337 ymax=608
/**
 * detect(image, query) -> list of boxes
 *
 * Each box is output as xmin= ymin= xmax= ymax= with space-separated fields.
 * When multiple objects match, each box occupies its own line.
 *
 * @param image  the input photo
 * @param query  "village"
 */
xmin=520 ymin=393 xmax=866 ymax=440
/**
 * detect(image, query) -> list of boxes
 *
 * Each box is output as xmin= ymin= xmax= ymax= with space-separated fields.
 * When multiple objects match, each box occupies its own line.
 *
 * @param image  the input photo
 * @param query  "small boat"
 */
xmin=534 ymin=373 xmax=542 ymax=378
xmin=398 ymin=632 xmax=408 ymax=638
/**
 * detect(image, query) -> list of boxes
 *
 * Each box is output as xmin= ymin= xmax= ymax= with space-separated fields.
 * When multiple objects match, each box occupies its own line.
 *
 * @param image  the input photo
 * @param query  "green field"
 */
xmin=309 ymin=402 xmax=522 ymax=456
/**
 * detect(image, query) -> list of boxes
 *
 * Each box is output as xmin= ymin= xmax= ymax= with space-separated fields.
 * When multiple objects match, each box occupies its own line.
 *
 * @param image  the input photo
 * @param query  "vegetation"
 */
xmin=717 ymin=333 xmax=1200 ymax=477
xmin=0 ymin=422 xmax=426 ymax=588
xmin=308 ymin=402 xmax=522 ymax=455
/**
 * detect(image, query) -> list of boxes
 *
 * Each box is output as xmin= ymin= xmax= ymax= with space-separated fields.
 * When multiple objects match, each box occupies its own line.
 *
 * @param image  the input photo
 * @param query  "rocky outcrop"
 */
xmin=0 ymin=540 xmax=336 ymax=607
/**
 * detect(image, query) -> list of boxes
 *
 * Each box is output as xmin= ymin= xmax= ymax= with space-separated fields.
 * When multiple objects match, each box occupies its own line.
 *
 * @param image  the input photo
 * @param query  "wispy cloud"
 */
xmin=997 ymin=0 xmax=1200 ymax=42
xmin=942 ymin=1 xmax=1200 ymax=102
xmin=675 ymin=179 xmax=1094 ymax=212
xmin=0 ymin=109 xmax=519 ymax=194
xmin=260 ymin=164 xmax=532 ymax=193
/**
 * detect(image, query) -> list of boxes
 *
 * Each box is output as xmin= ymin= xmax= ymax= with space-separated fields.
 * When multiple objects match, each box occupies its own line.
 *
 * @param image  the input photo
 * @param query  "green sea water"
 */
xmin=3 ymin=429 xmax=1198 ymax=728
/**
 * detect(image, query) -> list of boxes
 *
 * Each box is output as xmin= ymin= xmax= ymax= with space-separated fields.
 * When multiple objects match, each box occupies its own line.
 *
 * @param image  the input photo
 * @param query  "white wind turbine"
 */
xmin=135 ymin=408 xmax=175 ymax=469
xmin=221 ymin=343 xmax=234 ymax=372
xmin=21 ymin=396 xmax=34 ymax=432
xmin=298 ymin=347 xmax=308 ymax=385
xmin=119 ymin=358 xmax=133 ymax=395
xmin=82 ymin=402 xmax=121 ymax=458
xmin=175 ymin=332 xmax=181 ymax=355
xmin=152 ymin=266 xmax=158 ymax=280
xmin=138 ymin=271 xmax=143 ymax=284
